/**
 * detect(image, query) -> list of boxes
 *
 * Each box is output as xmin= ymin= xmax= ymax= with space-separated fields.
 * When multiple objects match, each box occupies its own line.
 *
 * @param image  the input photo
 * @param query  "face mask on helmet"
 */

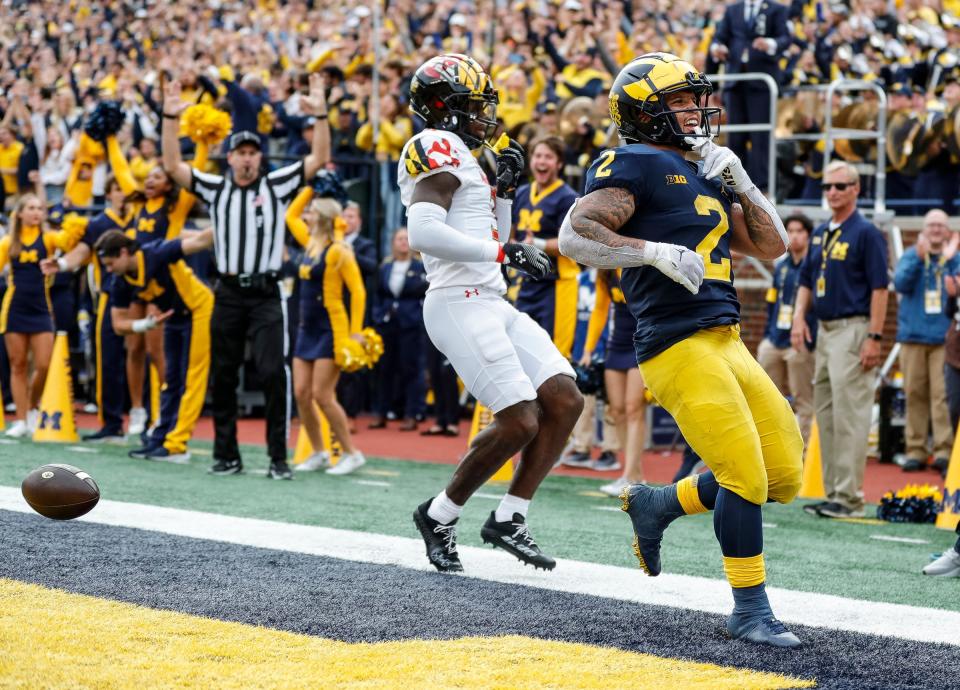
xmin=610 ymin=55 xmax=722 ymax=150
xmin=410 ymin=55 xmax=500 ymax=149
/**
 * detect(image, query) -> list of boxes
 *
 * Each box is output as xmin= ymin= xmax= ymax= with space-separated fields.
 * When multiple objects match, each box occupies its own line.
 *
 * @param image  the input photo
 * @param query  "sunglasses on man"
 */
xmin=821 ymin=182 xmax=853 ymax=191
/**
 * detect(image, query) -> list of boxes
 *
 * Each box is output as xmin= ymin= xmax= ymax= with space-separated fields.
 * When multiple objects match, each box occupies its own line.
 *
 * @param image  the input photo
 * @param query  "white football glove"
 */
xmin=646 ymin=241 xmax=705 ymax=294
xmin=685 ymin=136 xmax=753 ymax=193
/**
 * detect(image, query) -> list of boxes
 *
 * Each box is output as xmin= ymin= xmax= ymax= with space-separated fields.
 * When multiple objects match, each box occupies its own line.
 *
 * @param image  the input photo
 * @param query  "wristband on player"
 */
xmin=532 ymin=237 xmax=548 ymax=251
xmin=57 ymin=257 xmax=69 ymax=272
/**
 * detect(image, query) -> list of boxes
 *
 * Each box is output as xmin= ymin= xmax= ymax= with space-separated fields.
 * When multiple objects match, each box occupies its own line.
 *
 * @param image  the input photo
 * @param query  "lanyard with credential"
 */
xmin=924 ymin=254 xmax=946 ymax=315
xmin=816 ymin=227 xmax=843 ymax=297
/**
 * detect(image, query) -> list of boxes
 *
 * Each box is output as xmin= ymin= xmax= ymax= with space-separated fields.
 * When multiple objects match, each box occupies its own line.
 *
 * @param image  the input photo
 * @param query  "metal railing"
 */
xmin=777 ymin=80 xmax=888 ymax=213
xmin=707 ymin=72 xmax=780 ymax=202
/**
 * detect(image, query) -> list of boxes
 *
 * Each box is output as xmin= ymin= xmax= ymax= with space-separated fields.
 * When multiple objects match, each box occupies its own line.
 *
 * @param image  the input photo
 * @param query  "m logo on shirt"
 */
xmin=518 ymin=209 xmax=543 ymax=233
xmin=830 ymin=242 xmax=849 ymax=261
xmin=138 ymin=218 xmax=156 ymax=233
xmin=17 ymin=250 xmax=38 ymax=263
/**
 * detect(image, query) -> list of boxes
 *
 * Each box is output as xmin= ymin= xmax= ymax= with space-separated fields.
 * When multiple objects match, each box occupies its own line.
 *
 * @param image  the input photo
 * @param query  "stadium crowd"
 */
xmin=0 ymin=0 xmax=958 ymax=504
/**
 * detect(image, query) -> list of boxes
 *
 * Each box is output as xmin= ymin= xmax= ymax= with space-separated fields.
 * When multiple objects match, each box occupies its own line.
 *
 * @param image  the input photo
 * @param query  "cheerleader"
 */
xmin=580 ymin=269 xmax=647 ymax=496
xmin=105 ymin=134 xmax=209 ymax=436
xmin=0 ymin=194 xmax=83 ymax=437
xmin=286 ymin=191 xmax=367 ymax=476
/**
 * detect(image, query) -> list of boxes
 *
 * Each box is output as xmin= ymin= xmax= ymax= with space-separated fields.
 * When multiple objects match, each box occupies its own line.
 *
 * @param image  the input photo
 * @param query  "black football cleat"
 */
xmin=413 ymin=500 xmax=463 ymax=572
xmin=727 ymin=615 xmax=802 ymax=648
xmin=480 ymin=512 xmax=556 ymax=571
xmin=620 ymin=483 xmax=683 ymax=576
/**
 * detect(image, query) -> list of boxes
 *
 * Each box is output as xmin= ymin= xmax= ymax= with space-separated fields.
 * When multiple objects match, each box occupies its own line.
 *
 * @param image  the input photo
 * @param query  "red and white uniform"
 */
xmin=399 ymin=129 xmax=574 ymax=412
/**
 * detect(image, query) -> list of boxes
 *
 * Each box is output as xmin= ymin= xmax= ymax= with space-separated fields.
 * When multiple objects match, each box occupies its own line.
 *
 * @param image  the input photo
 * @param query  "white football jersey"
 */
xmin=398 ymin=129 xmax=506 ymax=294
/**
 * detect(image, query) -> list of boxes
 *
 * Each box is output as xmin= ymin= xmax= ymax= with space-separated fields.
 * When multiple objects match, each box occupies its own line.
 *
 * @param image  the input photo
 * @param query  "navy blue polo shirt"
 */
xmin=798 ymin=211 xmax=889 ymax=321
xmin=765 ymin=254 xmax=818 ymax=350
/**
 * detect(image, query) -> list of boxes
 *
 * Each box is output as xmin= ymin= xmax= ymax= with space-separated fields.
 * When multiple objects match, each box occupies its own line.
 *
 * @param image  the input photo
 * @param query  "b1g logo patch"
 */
xmin=665 ymin=174 xmax=687 ymax=185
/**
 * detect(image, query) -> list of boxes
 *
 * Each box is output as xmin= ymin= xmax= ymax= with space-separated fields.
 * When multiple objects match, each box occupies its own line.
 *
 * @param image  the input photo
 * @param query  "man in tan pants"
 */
xmin=893 ymin=209 xmax=959 ymax=473
xmin=792 ymin=162 xmax=890 ymax=519
xmin=757 ymin=213 xmax=816 ymax=446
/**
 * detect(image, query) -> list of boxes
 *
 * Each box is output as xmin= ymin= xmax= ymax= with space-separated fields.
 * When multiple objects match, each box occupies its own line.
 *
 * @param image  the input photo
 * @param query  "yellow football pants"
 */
xmin=639 ymin=326 xmax=803 ymax=505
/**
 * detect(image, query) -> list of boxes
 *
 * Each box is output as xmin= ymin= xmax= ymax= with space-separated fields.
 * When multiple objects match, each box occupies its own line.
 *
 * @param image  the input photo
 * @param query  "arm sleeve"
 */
xmin=285 ymin=187 xmax=313 ymax=248
xmin=407 ymin=202 xmax=501 ymax=263
xmin=156 ymin=239 xmax=185 ymax=265
xmin=0 ymin=236 xmax=9 ymax=272
xmin=339 ymin=249 xmax=366 ymax=334
xmin=165 ymin=190 xmax=195 ymax=239
xmin=495 ymin=197 xmax=513 ymax=241
xmin=893 ymin=249 xmax=922 ymax=294
xmin=585 ymin=276 xmax=611 ymax=354
xmin=106 ymin=135 xmax=139 ymax=196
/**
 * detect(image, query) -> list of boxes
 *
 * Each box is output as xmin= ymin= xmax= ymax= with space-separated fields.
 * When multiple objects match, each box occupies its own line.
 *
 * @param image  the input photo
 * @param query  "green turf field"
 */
xmin=1 ymin=438 xmax=956 ymax=611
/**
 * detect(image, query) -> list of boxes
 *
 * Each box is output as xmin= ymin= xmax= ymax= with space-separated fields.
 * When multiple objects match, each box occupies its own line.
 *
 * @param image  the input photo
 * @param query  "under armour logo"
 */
xmin=465 ymin=288 xmax=479 ymax=298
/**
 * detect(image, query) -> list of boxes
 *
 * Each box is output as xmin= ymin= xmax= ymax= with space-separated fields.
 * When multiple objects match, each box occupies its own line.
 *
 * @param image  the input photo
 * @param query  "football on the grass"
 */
xmin=21 ymin=464 xmax=100 ymax=520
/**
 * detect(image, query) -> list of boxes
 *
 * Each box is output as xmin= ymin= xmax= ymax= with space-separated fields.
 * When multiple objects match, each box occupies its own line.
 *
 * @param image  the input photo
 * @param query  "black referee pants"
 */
xmin=211 ymin=281 xmax=289 ymax=463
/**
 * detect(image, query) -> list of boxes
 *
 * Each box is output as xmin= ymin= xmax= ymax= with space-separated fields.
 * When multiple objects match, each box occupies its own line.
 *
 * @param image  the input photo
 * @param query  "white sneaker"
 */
xmin=599 ymin=477 xmax=635 ymax=497
xmin=128 ymin=407 xmax=148 ymax=436
xmin=82 ymin=402 xmax=99 ymax=414
xmin=295 ymin=451 xmax=331 ymax=472
xmin=4 ymin=420 xmax=29 ymax=438
xmin=923 ymin=548 xmax=960 ymax=577
xmin=325 ymin=451 xmax=366 ymax=475
xmin=25 ymin=409 xmax=39 ymax=433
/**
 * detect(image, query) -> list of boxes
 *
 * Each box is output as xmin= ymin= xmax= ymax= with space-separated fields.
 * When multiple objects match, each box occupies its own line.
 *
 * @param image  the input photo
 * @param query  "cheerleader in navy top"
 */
xmin=286 ymin=190 xmax=367 ymax=476
xmin=106 ymin=135 xmax=209 ymax=437
xmin=580 ymin=269 xmax=647 ymax=495
xmin=0 ymin=194 xmax=83 ymax=437
xmin=40 ymin=176 xmax=131 ymax=440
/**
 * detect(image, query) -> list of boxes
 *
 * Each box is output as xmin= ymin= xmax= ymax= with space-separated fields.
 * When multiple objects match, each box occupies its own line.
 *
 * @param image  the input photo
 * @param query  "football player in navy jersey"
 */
xmin=560 ymin=53 xmax=803 ymax=648
xmin=512 ymin=136 xmax=579 ymax=358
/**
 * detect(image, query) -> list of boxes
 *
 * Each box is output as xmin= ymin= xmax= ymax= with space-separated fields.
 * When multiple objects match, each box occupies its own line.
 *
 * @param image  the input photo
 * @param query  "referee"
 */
xmin=161 ymin=75 xmax=330 ymax=479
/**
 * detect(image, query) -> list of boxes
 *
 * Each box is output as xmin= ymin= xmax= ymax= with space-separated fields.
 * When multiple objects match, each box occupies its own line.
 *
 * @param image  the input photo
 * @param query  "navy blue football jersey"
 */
xmin=583 ymin=143 xmax=740 ymax=362
xmin=513 ymin=180 xmax=579 ymax=291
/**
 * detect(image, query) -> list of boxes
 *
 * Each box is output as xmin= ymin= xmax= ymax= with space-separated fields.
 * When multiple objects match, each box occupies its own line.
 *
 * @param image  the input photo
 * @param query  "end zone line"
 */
xmin=1 ymin=488 xmax=957 ymax=647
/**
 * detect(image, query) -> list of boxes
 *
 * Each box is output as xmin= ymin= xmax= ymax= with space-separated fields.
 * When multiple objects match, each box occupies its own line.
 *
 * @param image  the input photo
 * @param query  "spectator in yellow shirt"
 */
xmin=0 ymin=125 xmax=24 ymax=208
xmin=355 ymin=93 xmax=412 ymax=251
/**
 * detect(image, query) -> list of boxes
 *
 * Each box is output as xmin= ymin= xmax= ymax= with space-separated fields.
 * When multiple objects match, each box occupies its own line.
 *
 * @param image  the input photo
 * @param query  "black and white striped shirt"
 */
xmin=190 ymin=161 xmax=305 ymax=275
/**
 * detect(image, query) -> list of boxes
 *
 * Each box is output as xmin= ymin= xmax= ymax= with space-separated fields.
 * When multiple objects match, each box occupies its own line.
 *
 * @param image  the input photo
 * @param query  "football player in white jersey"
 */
xmin=401 ymin=54 xmax=583 ymax=573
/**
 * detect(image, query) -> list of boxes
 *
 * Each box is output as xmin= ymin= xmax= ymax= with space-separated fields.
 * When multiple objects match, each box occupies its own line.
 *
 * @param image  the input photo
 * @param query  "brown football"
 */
xmin=21 ymin=463 xmax=100 ymax=520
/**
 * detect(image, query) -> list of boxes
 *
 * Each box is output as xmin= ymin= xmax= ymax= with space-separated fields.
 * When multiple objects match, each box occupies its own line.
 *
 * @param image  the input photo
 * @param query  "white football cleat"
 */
xmin=325 ymin=451 xmax=366 ymax=476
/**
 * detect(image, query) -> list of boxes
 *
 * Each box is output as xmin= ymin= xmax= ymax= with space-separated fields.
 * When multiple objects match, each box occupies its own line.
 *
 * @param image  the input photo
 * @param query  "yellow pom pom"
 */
xmin=257 ymin=103 xmax=275 ymax=135
xmin=335 ymin=338 xmax=369 ymax=373
xmin=360 ymin=327 xmax=384 ymax=366
xmin=181 ymin=104 xmax=233 ymax=147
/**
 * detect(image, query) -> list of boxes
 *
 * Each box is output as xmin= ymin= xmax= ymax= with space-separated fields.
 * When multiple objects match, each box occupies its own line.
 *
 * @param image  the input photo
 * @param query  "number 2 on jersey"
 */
xmin=595 ymin=150 xmax=616 ymax=178
xmin=693 ymin=195 xmax=731 ymax=282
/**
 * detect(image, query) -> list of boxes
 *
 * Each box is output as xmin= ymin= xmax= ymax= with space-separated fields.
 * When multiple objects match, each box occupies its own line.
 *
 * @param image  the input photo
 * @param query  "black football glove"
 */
xmin=501 ymin=242 xmax=552 ymax=279
xmin=496 ymin=139 xmax=525 ymax=199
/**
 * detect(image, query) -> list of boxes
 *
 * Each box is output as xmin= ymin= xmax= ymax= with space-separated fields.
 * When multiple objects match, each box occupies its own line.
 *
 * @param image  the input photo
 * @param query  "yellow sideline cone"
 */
xmin=0 ymin=400 xmax=5 ymax=430
xmin=293 ymin=404 xmax=342 ymax=466
xmin=33 ymin=332 xmax=78 ymax=443
xmin=469 ymin=403 xmax=514 ymax=482
xmin=936 ymin=427 xmax=960 ymax=531
xmin=798 ymin=418 xmax=825 ymax=499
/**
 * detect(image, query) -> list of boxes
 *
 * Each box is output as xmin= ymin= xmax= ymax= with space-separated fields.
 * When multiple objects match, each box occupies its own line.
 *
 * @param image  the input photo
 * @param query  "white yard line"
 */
xmin=1 ymin=487 xmax=957 ymax=647
xmin=354 ymin=480 xmax=391 ymax=488
xmin=869 ymin=535 xmax=931 ymax=545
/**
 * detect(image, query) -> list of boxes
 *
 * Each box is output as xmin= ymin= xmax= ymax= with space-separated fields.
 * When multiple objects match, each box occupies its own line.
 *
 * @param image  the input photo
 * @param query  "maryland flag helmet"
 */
xmin=409 ymin=54 xmax=499 ymax=150
xmin=609 ymin=53 xmax=719 ymax=150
